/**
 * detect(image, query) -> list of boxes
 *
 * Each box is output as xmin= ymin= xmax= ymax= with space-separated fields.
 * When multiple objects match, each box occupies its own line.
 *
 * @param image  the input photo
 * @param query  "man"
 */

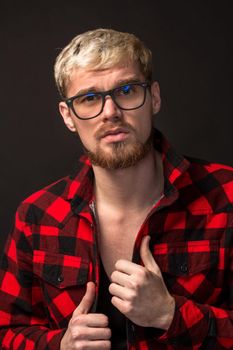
xmin=0 ymin=28 xmax=233 ymax=350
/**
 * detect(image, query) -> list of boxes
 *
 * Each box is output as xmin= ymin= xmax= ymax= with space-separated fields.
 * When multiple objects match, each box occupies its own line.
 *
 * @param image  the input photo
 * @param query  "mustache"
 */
xmin=95 ymin=121 xmax=136 ymax=139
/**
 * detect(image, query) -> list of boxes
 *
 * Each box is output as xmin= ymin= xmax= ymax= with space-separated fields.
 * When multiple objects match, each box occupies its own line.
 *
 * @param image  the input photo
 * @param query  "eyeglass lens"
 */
xmin=70 ymin=83 xmax=147 ymax=119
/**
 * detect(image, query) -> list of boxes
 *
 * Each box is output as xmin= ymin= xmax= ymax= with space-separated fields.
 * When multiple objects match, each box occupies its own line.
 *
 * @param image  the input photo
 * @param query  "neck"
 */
xmin=92 ymin=150 xmax=164 ymax=211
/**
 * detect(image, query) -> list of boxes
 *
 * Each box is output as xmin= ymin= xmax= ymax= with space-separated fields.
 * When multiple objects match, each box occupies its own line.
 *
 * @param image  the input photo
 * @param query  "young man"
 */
xmin=0 ymin=28 xmax=233 ymax=350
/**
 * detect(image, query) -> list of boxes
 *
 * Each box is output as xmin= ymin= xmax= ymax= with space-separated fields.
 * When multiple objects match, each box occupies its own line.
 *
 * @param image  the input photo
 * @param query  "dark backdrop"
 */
xmin=1 ymin=0 xmax=233 ymax=250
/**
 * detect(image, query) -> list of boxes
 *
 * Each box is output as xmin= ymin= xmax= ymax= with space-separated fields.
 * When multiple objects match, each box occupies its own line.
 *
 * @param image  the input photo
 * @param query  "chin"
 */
xmin=86 ymin=138 xmax=152 ymax=170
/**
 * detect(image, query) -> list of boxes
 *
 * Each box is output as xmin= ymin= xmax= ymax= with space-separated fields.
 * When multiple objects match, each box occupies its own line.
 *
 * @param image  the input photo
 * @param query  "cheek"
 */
xmin=142 ymin=121 xmax=153 ymax=141
xmin=75 ymin=123 xmax=96 ymax=149
xmin=134 ymin=112 xmax=153 ymax=140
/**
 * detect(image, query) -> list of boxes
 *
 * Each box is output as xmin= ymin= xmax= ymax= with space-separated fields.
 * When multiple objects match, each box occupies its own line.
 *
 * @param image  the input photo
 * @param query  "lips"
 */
xmin=100 ymin=127 xmax=129 ymax=138
xmin=97 ymin=127 xmax=130 ymax=144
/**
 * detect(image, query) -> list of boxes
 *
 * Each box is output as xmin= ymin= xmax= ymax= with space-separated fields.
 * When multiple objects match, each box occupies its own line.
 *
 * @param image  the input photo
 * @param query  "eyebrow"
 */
xmin=73 ymin=77 xmax=143 ymax=97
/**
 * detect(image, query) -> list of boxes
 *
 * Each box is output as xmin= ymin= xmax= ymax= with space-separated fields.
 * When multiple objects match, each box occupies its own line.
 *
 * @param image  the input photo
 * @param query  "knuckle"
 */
xmin=131 ymin=279 xmax=139 ymax=289
xmin=71 ymin=314 xmax=84 ymax=325
xmin=136 ymin=269 xmax=150 ymax=284
xmin=69 ymin=317 xmax=76 ymax=328
xmin=67 ymin=321 xmax=79 ymax=339
xmin=129 ymin=289 xmax=137 ymax=301
xmin=128 ymin=278 xmax=140 ymax=291
xmin=138 ymin=267 xmax=148 ymax=278
xmin=70 ymin=327 xmax=77 ymax=339
xmin=75 ymin=328 xmax=85 ymax=340
xmin=124 ymin=301 xmax=133 ymax=314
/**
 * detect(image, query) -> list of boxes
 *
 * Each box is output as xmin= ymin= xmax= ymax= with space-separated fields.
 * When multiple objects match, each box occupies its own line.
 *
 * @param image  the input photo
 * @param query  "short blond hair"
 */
xmin=54 ymin=28 xmax=153 ymax=97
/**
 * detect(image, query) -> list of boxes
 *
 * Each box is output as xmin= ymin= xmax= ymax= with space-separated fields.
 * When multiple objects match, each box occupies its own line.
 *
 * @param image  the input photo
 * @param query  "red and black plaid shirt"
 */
xmin=1 ymin=129 xmax=233 ymax=349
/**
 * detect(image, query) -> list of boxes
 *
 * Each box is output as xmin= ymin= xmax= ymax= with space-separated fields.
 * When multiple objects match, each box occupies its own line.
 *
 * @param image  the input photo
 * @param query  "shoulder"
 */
xmin=178 ymin=156 xmax=233 ymax=214
xmin=187 ymin=156 xmax=233 ymax=184
xmin=16 ymin=174 xmax=72 ymax=226
xmin=15 ymin=155 xmax=93 ymax=227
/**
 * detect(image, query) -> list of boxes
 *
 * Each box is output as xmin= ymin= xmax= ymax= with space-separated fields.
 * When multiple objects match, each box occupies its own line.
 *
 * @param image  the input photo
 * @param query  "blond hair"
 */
xmin=54 ymin=28 xmax=153 ymax=97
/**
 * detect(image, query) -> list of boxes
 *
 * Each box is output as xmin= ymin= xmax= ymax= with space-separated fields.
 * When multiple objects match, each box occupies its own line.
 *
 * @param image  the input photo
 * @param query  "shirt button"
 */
xmin=57 ymin=275 xmax=64 ymax=283
xmin=180 ymin=263 xmax=188 ymax=273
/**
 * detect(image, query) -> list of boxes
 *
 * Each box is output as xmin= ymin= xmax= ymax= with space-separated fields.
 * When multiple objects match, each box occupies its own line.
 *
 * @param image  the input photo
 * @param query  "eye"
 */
xmin=78 ymin=93 xmax=100 ymax=104
xmin=120 ymin=84 xmax=132 ymax=95
xmin=84 ymin=93 xmax=97 ymax=102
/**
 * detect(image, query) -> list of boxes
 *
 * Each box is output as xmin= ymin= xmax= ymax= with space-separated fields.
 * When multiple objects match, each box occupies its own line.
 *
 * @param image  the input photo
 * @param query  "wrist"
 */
xmin=162 ymin=296 xmax=175 ymax=330
xmin=153 ymin=295 xmax=175 ymax=331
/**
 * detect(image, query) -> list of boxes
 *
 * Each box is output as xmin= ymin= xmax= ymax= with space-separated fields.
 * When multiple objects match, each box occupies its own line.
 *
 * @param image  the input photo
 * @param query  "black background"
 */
xmin=1 ymin=0 xmax=233 ymax=249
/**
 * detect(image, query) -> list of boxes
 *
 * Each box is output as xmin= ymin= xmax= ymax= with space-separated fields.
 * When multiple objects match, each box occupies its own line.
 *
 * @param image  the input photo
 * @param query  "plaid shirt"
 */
xmin=1 ymin=129 xmax=233 ymax=350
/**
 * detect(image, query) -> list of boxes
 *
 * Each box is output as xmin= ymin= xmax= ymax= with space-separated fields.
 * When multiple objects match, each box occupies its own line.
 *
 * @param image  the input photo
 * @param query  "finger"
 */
xmin=109 ymin=282 xmax=129 ymax=300
xmin=111 ymin=270 xmax=131 ymax=286
xmin=72 ymin=313 xmax=109 ymax=328
xmin=114 ymin=259 xmax=144 ymax=275
xmin=140 ymin=236 xmax=160 ymax=274
xmin=74 ymin=281 xmax=96 ymax=315
xmin=75 ymin=340 xmax=111 ymax=349
xmin=72 ymin=325 xmax=111 ymax=340
xmin=111 ymin=296 xmax=128 ymax=315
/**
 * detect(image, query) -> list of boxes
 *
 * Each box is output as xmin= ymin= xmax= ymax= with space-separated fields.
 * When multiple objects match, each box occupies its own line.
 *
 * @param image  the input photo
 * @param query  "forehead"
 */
xmin=67 ymin=62 xmax=145 ymax=97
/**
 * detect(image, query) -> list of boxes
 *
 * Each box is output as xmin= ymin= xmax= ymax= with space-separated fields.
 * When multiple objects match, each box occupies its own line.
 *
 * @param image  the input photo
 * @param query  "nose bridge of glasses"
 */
xmin=99 ymin=91 xmax=123 ymax=118
xmin=102 ymin=89 xmax=118 ymax=108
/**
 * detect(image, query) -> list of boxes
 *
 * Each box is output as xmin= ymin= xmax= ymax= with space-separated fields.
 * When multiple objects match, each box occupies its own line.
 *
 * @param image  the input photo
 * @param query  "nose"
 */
xmin=101 ymin=95 xmax=122 ymax=122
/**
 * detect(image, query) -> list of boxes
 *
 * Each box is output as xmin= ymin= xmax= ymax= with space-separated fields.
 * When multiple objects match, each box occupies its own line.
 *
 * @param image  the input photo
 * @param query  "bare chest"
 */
xmin=97 ymin=215 xmax=145 ymax=278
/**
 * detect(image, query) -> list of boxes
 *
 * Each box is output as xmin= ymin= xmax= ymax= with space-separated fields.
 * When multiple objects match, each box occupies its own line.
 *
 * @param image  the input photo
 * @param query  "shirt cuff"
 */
xmin=157 ymin=294 xmax=211 ymax=347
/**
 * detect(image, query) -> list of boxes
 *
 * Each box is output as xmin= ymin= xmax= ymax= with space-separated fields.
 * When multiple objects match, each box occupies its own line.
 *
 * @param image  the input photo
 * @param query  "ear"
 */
xmin=150 ymin=81 xmax=161 ymax=115
xmin=59 ymin=101 xmax=77 ymax=132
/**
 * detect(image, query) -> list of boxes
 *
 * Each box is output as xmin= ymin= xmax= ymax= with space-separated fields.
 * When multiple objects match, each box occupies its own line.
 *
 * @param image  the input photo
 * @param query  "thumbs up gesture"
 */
xmin=109 ymin=236 xmax=175 ymax=330
xmin=60 ymin=282 xmax=111 ymax=350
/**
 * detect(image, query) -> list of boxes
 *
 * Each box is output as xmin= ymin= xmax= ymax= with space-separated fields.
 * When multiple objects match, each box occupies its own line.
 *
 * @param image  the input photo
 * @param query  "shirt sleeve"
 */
xmin=156 ymin=227 xmax=233 ymax=350
xmin=0 ymin=204 xmax=65 ymax=350
xmin=157 ymin=294 xmax=233 ymax=348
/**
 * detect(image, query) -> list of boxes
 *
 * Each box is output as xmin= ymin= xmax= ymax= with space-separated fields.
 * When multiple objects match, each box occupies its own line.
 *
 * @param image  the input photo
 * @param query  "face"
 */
xmin=59 ymin=63 xmax=161 ymax=169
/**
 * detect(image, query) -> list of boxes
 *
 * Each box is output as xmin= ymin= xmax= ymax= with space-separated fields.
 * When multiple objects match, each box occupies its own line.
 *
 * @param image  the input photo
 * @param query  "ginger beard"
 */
xmin=84 ymin=122 xmax=153 ymax=170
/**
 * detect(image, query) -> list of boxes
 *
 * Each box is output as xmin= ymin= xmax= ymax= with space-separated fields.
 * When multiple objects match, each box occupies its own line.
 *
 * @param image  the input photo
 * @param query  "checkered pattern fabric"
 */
xmin=0 ymin=129 xmax=233 ymax=349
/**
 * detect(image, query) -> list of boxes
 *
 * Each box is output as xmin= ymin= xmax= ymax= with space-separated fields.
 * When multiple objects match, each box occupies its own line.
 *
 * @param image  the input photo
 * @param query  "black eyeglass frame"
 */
xmin=64 ymin=82 xmax=151 ymax=120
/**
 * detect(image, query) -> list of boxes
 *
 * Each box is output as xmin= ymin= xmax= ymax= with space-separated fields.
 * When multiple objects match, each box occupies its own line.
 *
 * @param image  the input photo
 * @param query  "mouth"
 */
xmin=100 ymin=128 xmax=130 ymax=143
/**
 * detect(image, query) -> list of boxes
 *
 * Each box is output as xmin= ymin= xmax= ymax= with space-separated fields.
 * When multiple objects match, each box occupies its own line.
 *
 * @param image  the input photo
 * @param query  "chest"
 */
xmin=97 ymin=213 xmax=147 ymax=278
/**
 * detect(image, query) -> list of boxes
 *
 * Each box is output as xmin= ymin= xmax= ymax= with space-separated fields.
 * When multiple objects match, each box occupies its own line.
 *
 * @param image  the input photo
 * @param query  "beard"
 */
xmin=84 ymin=123 xmax=153 ymax=170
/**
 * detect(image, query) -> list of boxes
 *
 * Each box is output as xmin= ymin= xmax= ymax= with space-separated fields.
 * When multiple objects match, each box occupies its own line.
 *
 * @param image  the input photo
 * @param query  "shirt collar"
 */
xmin=152 ymin=129 xmax=190 ymax=208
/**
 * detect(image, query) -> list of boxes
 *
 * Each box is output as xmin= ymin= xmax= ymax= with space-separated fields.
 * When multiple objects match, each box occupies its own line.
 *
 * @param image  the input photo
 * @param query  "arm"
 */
xmin=158 ymin=293 xmax=233 ymax=348
xmin=109 ymin=235 xmax=233 ymax=348
xmin=0 ymin=207 xmax=65 ymax=349
xmin=0 ymin=206 xmax=111 ymax=350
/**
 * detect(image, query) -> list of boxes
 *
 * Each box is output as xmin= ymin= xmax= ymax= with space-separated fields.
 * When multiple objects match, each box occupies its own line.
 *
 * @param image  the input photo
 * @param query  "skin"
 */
xmin=59 ymin=63 xmax=175 ymax=350
xmin=59 ymin=63 xmax=160 ymax=157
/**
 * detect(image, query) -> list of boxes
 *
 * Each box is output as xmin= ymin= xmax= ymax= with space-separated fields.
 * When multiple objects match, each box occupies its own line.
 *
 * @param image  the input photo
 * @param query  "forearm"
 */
xmin=0 ymin=326 xmax=65 ymax=350
xmin=157 ymin=295 xmax=233 ymax=348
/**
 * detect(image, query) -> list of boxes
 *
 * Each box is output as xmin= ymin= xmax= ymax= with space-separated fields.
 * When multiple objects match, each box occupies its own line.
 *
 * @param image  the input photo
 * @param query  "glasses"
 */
xmin=65 ymin=82 xmax=150 ymax=120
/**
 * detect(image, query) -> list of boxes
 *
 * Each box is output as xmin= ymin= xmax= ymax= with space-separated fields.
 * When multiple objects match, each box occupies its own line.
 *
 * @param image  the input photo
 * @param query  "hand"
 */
xmin=60 ymin=281 xmax=111 ymax=350
xmin=109 ymin=236 xmax=175 ymax=330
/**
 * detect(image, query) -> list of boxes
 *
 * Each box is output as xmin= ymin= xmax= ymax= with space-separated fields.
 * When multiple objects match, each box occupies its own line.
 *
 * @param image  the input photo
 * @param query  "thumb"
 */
xmin=140 ymin=236 xmax=160 ymax=274
xmin=74 ymin=281 xmax=96 ymax=315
